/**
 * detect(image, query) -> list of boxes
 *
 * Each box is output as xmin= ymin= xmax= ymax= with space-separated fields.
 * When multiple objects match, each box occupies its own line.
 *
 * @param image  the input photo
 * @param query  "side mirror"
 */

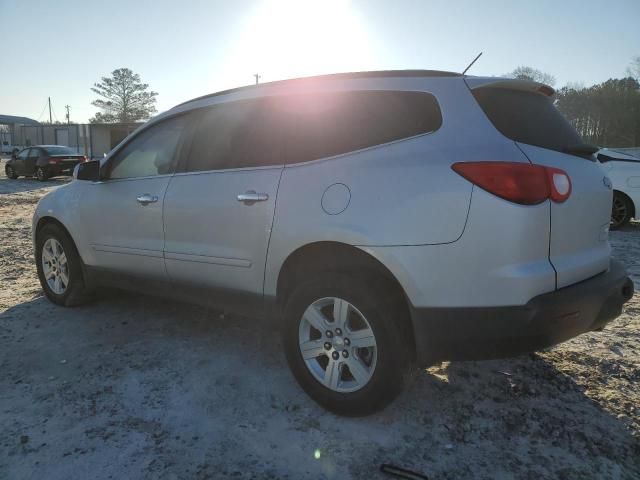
xmin=74 ymin=160 xmax=101 ymax=181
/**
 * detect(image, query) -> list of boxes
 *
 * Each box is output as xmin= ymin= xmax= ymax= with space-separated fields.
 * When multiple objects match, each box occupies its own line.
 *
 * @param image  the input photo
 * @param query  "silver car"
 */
xmin=33 ymin=70 xmax=634 ymax=415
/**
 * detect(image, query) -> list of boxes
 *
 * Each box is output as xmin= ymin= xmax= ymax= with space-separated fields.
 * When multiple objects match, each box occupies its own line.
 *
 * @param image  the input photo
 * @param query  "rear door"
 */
xmin=471 ymin=81 xmax=612 ymax=288
xmin=26 ymin=147 xmax=42 ymax=174
xmin=163 ymin=98 xmax=284 ymax=312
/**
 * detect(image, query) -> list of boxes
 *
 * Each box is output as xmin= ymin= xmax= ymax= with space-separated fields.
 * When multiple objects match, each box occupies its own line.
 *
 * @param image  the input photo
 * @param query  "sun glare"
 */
xmin=226 ymin=0 xmax=373 ymax=84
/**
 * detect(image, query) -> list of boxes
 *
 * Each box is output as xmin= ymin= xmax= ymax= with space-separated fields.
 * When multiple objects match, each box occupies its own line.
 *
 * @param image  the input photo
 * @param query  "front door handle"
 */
xmin=237 ymin=190 xmax=269 ymax=205
xmin=136 ymin=193 xmax=158 ymax=205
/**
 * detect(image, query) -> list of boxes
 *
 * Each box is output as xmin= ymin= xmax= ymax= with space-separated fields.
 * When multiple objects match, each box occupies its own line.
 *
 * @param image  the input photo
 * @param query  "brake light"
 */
xmin=451 ymin=162 xmax=571 ymax=205
xmin=47 ymin=157 xmax=59 ymax=164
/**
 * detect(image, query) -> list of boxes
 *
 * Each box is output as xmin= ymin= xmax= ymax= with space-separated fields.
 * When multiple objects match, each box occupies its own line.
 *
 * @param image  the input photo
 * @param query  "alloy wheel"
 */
xmin=42 ymin=238 xmax=69 ymax=294
xmin=298 ymin=297 xmax=377 ymax=393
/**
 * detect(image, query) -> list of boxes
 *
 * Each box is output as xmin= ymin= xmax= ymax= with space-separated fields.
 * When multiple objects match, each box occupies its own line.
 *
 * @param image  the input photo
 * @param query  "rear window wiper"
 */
xmin=563 ymin=143 xmax=599 ymax=157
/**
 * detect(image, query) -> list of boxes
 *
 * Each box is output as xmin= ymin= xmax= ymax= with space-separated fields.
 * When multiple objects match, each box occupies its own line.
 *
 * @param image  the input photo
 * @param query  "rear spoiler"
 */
xmin=464 ymin=77 xmax=555 ymax=97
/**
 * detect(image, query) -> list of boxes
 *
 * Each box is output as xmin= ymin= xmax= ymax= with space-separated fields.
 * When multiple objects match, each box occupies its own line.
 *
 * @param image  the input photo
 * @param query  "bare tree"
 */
xmin=90 ymin=68 xmax=158 ymax=123
xmin=627 ymin=55 xmax=640 ymax=81
xmin=507 ymin=66 xmax=556 ymax=86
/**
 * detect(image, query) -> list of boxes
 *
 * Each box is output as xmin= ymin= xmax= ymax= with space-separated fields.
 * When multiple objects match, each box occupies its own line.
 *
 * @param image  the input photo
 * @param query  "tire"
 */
xmin=282 ymin=272 xmax=409 ymax=416
xmin=36 ymin=166 xmax=48 ymax=182
xmin=35 ymin=223 xmax=91 ymax=306
xmin=5 ymin=164 xmax=18 ymax=179
xmin=611 ymin=192 xmax=633 ymax=230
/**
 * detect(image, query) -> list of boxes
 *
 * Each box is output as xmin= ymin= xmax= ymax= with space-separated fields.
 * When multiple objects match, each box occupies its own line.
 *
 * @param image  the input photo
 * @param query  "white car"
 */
xmin=32 ymin=70 xmax=634 ymax=415
xmin=596 ymin=148 xmax=640 ymax=228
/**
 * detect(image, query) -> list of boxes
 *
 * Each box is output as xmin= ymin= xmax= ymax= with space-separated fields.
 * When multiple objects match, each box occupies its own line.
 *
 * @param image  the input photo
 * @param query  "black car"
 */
xmin=5 ymin=145 xmax=87 ymax=181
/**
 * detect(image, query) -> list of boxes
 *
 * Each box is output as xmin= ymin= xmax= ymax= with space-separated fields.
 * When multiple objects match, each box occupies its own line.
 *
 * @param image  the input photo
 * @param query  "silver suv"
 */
xmin=33 ymin=70 xmax=633 ymax=415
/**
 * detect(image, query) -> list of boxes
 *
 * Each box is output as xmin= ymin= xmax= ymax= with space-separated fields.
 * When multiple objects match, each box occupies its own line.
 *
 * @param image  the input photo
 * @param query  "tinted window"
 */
xmin=107 ymin=115 xmax=187 ymax=179
xmin=185 ymin=98 xmax=280 ymax=172
xmin=45 ymin=146 xmax=76 ymax=155
xmin=280 ymin=90 xmax=442 ymax=164
xmin=472 ymin=87 xmax=583 ymax=154
xmin=17 ymin=149 xmax=29 ymax=160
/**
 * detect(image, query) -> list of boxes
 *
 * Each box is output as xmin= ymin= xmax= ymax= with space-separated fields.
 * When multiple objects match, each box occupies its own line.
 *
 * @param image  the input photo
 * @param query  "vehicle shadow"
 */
xmin=1 ymin=291 xmax=638 ymax=479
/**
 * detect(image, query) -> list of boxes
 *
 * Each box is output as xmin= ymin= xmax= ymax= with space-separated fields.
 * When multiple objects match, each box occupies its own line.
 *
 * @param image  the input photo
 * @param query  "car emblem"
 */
xmin=603 ymin=177 xmax=612 ymax=190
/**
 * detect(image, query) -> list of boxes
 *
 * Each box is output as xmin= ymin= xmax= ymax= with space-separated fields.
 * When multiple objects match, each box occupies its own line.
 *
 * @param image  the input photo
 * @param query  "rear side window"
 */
xmin=186 ymin=98 xmax=281 ymax=172
xmin=472 ymin=87 xmax=583 ymax=153
xmin=280 ymin=90 xmax=441 ymax=164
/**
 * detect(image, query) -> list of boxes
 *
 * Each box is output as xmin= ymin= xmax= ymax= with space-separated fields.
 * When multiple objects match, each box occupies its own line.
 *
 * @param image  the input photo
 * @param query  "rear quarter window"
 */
xmin=280 ymin=90 xmax=442 ymax=164
xmin=472 ymin=87 xmax=583 ymax=153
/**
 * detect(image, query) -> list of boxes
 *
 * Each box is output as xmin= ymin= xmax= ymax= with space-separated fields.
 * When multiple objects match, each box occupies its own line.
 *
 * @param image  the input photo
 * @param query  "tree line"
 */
xmin=90 ymin=59 xmax=640 ymax=148
xmin=508 ymin=57 xmax=640 ymax=147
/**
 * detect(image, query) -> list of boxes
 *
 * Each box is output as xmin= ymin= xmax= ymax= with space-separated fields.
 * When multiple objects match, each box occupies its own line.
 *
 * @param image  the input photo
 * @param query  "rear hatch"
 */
xmin=468 ymin=79 xmax=612 ymax=288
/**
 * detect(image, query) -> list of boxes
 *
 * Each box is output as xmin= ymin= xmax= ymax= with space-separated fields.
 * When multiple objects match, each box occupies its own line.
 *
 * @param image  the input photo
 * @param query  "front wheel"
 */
xmin=611 ymin=192 xmax=633 ymax=230
xmin=283 ymin=273 xmax=409 ymax=416
xmin=5 ymin=164 xmax=18 ymax=179
xmin=36 ymin=223 xmax=91 ymax=306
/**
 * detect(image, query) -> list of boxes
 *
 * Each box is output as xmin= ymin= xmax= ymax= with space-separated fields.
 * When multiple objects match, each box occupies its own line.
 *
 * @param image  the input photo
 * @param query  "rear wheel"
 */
xmin=5 ymin=164 xmax=18 ymax=179
xmin=36 ymin=166 xmax=48 ymax=182
xmin=36 ymin=223 xmax=91 ymax=306
xmin=611 ymin=192 xmax=633 ymax=230
xmin=283 ymin=273 xmax=409 ymax=416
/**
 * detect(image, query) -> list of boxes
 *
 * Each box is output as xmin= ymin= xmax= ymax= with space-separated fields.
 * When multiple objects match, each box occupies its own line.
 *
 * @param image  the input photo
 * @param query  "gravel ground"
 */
xmin=1 ymin=160 xmax=639 ymax=480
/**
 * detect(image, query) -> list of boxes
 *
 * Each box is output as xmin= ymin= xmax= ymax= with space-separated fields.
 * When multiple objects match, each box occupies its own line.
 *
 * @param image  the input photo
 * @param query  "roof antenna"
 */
xmin=462 ymin=52 xmax=483 ymax=76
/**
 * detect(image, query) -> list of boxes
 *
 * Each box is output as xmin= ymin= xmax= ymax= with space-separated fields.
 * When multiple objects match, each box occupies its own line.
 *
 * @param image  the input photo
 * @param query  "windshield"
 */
xmin=44 ymin=146 xmax=77 ymax=155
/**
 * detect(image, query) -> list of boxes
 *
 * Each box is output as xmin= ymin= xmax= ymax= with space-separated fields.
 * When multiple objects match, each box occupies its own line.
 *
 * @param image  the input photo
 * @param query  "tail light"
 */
xmin=47 ymin=157 xmax=59 ymax=164
xmin=451 ymin=162 xmax=571 ymax=205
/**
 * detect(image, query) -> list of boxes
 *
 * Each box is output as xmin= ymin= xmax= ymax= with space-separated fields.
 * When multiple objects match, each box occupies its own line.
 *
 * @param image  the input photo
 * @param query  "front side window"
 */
xmin=28 ymin=148 xmax=41 ymax=159
xmin=17 ymin=149 xmax=29 ymax=160
xmin=107 ymin=115 xmax=187 ymax=179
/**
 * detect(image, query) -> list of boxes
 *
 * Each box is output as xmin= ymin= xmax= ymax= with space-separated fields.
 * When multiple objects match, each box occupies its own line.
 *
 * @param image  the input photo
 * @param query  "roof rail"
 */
xmin=175 ymin=69 xmax=461 ymax=108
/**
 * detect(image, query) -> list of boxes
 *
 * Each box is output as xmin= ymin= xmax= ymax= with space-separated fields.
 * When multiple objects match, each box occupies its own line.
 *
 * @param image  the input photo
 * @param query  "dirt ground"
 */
xmin=1 ymin=159 xmax=639 ymax=480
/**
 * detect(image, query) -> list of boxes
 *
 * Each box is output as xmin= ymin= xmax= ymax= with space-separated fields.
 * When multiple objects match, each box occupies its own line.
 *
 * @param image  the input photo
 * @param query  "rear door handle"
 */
xmin=237 ymin=190 xmax=269 ymax=204
xmin=136 ymin=193 xmax=158 ymax=205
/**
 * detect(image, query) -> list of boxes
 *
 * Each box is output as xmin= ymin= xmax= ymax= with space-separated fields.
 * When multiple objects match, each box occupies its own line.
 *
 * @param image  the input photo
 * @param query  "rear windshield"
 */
xmin=472 ymin=87 xmax=583 ymax=154
xmin=44 ymin=146 xmax=77 ymax=155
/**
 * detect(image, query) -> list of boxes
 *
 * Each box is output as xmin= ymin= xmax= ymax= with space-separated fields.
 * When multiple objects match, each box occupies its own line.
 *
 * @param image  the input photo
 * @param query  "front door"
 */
xmin=77 ymin=114 xmax=190 ymax=280
xmin=13 ymin=148 xmax=30 ymax=175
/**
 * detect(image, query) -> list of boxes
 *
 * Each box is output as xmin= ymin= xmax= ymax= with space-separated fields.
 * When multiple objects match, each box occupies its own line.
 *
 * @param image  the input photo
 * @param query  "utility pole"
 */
xmin=48 ymin=97 xmax=52 ymax=124
xmin=65 ymin=105 xmax=71 ymax=125
xmin=253 ymin=73 xmax=261 ymax=85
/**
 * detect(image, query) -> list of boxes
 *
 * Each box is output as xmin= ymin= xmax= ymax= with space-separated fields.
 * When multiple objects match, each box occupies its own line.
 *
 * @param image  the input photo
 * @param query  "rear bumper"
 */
xmin=410 ymin=259 xmax=634 ymax=365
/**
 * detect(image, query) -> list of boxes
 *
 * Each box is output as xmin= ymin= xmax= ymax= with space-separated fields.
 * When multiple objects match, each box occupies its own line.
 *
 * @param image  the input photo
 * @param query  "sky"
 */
xmin=1 ymin=0 xmax=639 ymax=123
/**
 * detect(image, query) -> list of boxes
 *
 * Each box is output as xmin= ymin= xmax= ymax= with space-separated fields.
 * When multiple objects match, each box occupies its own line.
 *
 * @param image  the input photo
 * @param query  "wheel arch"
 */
xmin=276 ymin=241 xmax=416 ymax=360
xmin=614 ymin=190 xmax=636 ymax=219
xmin=35 ymin=216 xmax=84 ymax=264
